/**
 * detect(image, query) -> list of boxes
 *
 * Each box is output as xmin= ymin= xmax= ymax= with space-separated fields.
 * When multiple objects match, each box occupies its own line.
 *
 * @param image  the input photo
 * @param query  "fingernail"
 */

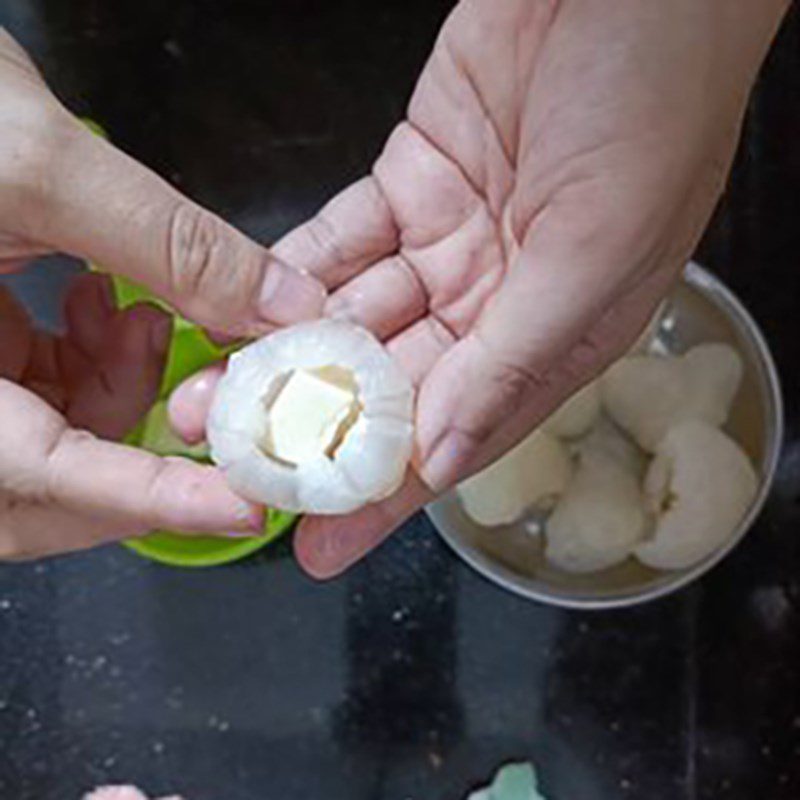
xmin=420 ymin=431 xmax=476 ymax=492
xmin=167 ymin=366 xmax=224 ymax=444
xmin=206 ymin=329 xmax=241 ymax=347
xmin=224 ymin=503 xmax=264 ymax=537
xmin=243 ymin=503 xmax=265 ymax=532
xmin=259 ymin=258 xmax=325 ymax=324
xmin=298 ymin=526 xmax=354 ymax=579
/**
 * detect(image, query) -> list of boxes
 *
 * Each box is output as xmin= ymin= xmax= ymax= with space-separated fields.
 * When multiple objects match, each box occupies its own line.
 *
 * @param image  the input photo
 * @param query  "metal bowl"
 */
xmin=426 ymin=262 xmax=784 ymax=609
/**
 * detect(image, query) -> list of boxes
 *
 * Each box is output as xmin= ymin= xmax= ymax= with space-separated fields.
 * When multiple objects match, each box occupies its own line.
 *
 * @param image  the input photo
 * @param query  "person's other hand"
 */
xmin=0 ymin=273 xmax=265 ymax=558
xmin=0 ymin=28 xmax=325 ymax=558
xmin=172 ymin=0 xmax=787 ymax=578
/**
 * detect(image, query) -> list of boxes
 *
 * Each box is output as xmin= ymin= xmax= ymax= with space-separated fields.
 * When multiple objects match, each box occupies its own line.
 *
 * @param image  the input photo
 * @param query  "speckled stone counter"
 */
xmin=0 ymin=2 xmax=799 ymax=799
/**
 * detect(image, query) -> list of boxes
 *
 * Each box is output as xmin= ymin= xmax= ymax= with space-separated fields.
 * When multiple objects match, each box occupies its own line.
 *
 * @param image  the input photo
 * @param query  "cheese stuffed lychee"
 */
xmin=207 ymin=320 xmax=414 ymax=514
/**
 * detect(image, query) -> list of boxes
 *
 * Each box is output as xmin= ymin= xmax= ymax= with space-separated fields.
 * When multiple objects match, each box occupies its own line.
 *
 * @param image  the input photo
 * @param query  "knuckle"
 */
xmin=142 ymin=457 xmax=202 ymax=529
xmin=306 ymin=211 xmax=345 ymax=266
xmin=140 ymin=458 xmax=173 ymax=527
xmin=167 ymin=204 xmax=221 ymax=298
xmin=41 ymin=427 xmax=93 ymax=501
xmin=488 ymin=359 xmax=542 ymax=420
xmin=166 ymin=203 xmax=260 ymax=327
xmin=459 ymin=331 xmax=545 ymax=443
xmin=475 ymin=328 xmax=543 ymax=392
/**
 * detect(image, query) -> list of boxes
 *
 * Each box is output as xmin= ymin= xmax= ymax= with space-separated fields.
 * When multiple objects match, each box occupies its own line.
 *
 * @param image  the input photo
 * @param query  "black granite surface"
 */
xmin=1 ymin=2 xmax=799 ymax=799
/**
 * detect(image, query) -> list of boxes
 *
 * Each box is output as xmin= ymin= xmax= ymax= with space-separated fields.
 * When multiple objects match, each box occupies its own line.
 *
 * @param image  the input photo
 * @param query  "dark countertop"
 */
xmin=1 ymin=2 xmax=799 ymax=799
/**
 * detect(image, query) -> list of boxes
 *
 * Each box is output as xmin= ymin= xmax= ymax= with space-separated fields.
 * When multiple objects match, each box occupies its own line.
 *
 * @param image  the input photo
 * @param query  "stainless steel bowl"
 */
xmin=426 ymin=262 xmax=784 ymax=609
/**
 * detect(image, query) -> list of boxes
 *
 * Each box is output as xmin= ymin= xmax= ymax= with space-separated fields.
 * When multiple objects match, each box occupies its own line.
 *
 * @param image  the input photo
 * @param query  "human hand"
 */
xmin=0 ymin=273 xmax=262 ymax=558
xmin=0 ymin=29 xmax=326 ymax=558
xmin=171 ymin=0 xmax=787 ymax=578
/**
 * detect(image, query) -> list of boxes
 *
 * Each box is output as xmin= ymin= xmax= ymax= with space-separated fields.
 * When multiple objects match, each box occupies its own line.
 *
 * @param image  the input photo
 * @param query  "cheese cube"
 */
xmin=267 ymin=369 xmax=356 ymax=464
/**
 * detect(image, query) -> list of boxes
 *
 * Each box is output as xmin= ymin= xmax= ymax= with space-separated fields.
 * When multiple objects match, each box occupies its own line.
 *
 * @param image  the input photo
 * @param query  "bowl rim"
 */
xmin=427 ymin=262 xmax=785 ymax=610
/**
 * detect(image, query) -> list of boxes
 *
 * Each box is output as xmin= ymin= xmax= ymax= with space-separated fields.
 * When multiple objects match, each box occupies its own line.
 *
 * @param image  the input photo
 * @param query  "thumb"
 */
xmin=36 ymin=118 xmax=325 ymax=335
xmin=415 ymin=197 xmax=678 ymax=492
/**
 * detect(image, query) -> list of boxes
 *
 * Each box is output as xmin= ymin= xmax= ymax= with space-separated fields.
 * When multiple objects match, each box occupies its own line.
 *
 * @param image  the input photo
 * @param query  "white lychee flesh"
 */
xmin=542 ymin=380 xmax=601 ymax=439
xmin=635 ymin=420 xmax=758 ymax=570
xmin=207 ymin=320 xmax=414 ymax=514
xmin=545 ymin=450 xmax=648 ymax=574
xmin=601 ymin=342 xmax=743 ymax=451
xmin=456 ymin=430 xmax=572 ymax=527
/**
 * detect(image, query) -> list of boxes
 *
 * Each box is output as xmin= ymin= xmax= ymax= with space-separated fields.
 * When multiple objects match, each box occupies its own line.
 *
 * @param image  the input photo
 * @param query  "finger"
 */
xmin=53 ymin=273 xmax=118 ymax=390
xmin=0 ymin=499 xmax=141 ymax=560
xmin=167 ymin=363 xmax=225 ymax=444
xmin=25 ymin=331 xmax=60 ymax=383
xmin=386 ymin=315 xmax=456 ymax=387
xmin=0 ymin=285 xmax=32 ymax=380
xmin=320 ymin=122 xmax=502 ymax=341
xmin=294 ymin=473 xmax=432 ymax=580
xmin=37 ymin=119 xmax=325 ymax=335
xmin=325 ymin=254 xmax=428 ymax=341
xmin=205 ymin=328 xmax=245 ymax=347
xmin=271 ymin=176 xmax=398 ymax=289
xmin=0 ymin=380 xmax=262 ymax=533
xmin=20 ymin=331 xmax=67 ymax=410
xmin=65 ymin=303 xmax=171 ymax=439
